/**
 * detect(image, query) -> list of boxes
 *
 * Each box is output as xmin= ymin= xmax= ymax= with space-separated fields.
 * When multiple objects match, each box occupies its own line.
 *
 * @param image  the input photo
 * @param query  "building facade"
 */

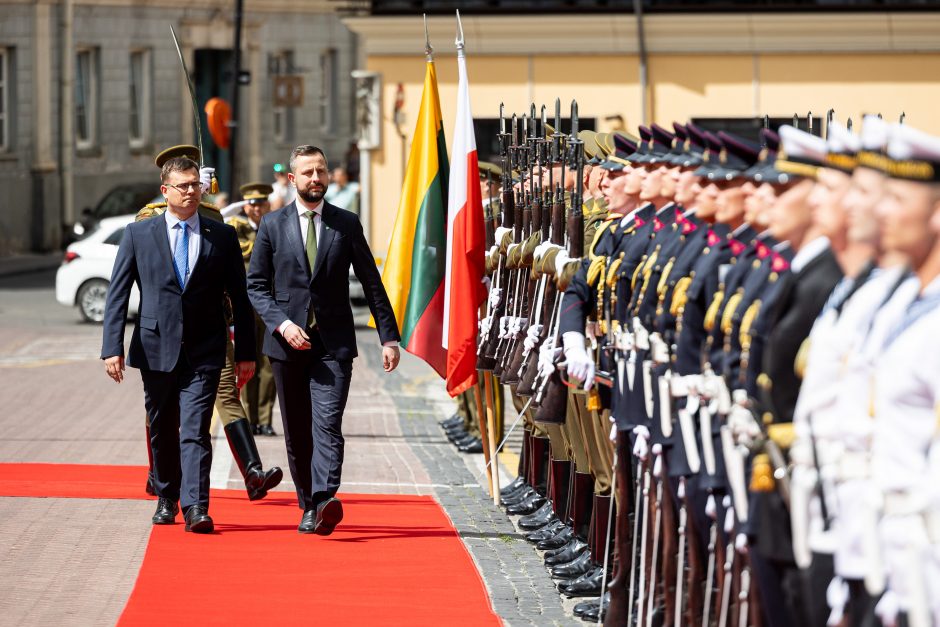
xmin=0 ymin=0 xmax=359 ymax=255
xmin=343 ymin=1 xmax=940 ymax=253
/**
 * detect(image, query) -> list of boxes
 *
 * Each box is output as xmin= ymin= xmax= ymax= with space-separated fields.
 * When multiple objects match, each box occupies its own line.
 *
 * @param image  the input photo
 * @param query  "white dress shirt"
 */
xmin=277 ymin=197 xmax=397 ymax=348
xmin=165 ymin=211 xmax=201 ymax=287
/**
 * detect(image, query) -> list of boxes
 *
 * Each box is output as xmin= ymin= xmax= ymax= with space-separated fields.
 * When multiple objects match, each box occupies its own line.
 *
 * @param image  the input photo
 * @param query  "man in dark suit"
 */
xmin=102 ymin=156 xmax=256 ymax=534
xmin=247 ymin=145 xmax=401 ymax=535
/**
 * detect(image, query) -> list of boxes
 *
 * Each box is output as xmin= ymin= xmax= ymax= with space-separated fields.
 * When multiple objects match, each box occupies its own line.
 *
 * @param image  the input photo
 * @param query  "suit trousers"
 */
xmin=270 ymin=332 xmax=352 ymax=511
xmin=140 ymin=354 xmax=220 ymax=510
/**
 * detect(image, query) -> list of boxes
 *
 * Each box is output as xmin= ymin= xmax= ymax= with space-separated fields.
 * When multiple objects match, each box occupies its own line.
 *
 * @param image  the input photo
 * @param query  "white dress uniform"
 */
xmin=870 ymin=275 xmax=940 ymax=626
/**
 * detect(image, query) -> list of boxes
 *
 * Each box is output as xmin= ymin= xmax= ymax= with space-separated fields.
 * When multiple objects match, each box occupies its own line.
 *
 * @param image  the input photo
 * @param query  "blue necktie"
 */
xmin=174 ymin=222 xmax=190 ymax=288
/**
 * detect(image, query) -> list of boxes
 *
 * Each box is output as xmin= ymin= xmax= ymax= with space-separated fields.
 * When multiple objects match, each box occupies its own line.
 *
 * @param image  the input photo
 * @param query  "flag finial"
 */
xmin=423 ymin=14 xmax=433 ymax=61
xmin=455 ymin=10 xmax=465 ymax=52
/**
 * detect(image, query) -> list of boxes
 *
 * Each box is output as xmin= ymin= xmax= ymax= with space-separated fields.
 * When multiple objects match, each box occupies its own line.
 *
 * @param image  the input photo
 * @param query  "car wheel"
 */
xmin=77 ymin=279 xmax=109 ymax=324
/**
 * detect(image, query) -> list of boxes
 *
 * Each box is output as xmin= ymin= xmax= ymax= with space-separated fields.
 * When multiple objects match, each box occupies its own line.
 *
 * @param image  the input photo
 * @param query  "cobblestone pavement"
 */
xmin=0 ymin=270 xmax=582 ymax=626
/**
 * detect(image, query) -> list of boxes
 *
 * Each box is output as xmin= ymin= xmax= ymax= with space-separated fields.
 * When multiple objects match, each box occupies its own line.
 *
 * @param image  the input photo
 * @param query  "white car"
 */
xmin=55 ymin=213 xmax=380 ymax=325
xmin=56 ymin=215 xmax=139 ymax=323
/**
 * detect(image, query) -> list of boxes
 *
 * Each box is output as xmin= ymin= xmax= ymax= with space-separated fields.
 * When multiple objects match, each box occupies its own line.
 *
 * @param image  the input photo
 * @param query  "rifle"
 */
xmin=477 ymin=111 xmax=516 ymax=370
xmin=517 ymin=99 xmax=565 ymax=397
xmin=533 ymin=100 xmax=584 ymax=424
xmin=503 ymin=105 xmax=546 ymax=384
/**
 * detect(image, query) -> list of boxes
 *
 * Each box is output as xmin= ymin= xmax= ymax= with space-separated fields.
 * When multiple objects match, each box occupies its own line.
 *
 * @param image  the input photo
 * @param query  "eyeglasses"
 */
xmin=166 ymin=182 xmax=202 ymax=193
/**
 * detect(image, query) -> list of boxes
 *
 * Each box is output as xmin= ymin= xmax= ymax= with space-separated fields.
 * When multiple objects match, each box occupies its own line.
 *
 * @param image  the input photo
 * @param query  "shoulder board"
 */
xmin=199 ymin=201 xmax=220 ymax=213
xmin=226 ymin=216 xmax=250 ymax=226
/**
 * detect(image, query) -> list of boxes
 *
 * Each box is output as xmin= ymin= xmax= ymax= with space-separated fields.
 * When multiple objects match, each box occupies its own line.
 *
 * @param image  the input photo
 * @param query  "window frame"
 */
xmin=75 ymin=47 xmax=99 ymax=150
xmin=0 ymin=48 xmax=10 ymax=152
xmin=128 ymin=48 xmax=152 ymax=149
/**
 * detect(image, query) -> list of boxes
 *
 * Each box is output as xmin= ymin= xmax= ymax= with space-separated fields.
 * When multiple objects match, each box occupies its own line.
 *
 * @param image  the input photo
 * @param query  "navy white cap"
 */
xmin=775 ymin=125 xmax=828 ymax=179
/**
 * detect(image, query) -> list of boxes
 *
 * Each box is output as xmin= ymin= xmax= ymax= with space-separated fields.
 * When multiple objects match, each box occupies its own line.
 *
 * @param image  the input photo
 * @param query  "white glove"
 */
xmin=488 ymin=287 xmax=503 ymax=308
xmin=523 ymin=324 xmax=543 ymax=352
xmin=508 ymin=316 xmax=525 ymax=337
xmin=562 ymin=331 xmax=594 ymax=390
xmin=537 ymin=338 xmax=561 ymax=379
xmin=479 ymin=315 xmax=492 ymax=339
xmin=199 ymin=166 xmax=215 ymax=193
xmin=498 ymin=316 xmax=512 ymax=339
xmin=728 ymin=402 xmax=761 ymax=448
xmin=633 ymin=425 xmax=650 ymax=460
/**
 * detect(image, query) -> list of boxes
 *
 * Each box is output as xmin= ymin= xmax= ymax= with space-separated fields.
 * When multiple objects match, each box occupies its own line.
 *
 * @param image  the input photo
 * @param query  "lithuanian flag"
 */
xmin=378 ymin=58 xmax=449 ymax=377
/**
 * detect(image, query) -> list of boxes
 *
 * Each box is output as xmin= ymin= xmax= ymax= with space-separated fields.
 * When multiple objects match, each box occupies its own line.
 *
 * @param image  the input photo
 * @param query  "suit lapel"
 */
xmin=150 ymin=213 xmax=181 ymax=293
xmin=282 ymin=201 xmax=310 ymax=277
xmin=312 ymin=203 xmax=337 ymax=281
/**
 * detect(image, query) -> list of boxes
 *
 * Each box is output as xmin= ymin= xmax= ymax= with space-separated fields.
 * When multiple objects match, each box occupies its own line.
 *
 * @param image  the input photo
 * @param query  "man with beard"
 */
xmin=247 ymin=145 xmax=401 ymax=535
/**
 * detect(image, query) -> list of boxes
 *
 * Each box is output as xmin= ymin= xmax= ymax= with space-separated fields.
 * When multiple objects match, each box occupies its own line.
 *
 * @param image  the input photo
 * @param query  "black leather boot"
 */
xmin=549 ymin=459 xmax=572 ymax=522
xmin=530 ymin=436 xmax=551 ymax=496
xmin=591 ymin=493 xmax=613 ymax=563
xmin=502 ymin=486 xmax=537 ymax=507
xmin=543 ymin=537 xmax=589 ymax=566
xmin=537 ymin=525 xmax=575 ymax=551
xmin=518 ymin=502 xmax=556 ymax=530
xmin=224 ymin=418 xmax=284 ymax=501
xmin=550 ymin=550 xmax=595 ymax=579
xmin=526 ymin=519 xmax=565 ymax=543
xmin=570 ymin=472 xmax=595 ymax=541
xmin=505 ymin=491 xmax=545 ymax=515
xmin=500 ymin=476 xmax=527 ymax=499
xmin=559 ymin=566 xmax=606 ymax=597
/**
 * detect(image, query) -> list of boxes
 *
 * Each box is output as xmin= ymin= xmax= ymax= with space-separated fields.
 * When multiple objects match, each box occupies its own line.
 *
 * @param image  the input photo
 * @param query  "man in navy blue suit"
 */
xmin=248 ymin=145 xmax=401 ymax=535
xmin=101 ymin=156 xmax=256 ymax=533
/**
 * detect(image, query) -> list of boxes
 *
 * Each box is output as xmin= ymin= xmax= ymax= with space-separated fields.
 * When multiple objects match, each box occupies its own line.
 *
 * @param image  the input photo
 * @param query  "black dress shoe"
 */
xmin=537 ymin=526 xmax=575 ymax=551
xmin=573 ymin=598 xmax=600 ymax=618
xmin=457 ymin=438 xmax=484 ymax=454
xmin=501 ymin=486 xmax=536 ymax=507
xmin=452 ymin=433 xmax=477 ymax=447
xmin=500 ymin=477 xmax=526 ymax=497
xmin=184 ymin=506 xmax=214 ymax=533
xmin=298 ymin=509 xmax=316 ymax=533
xmin=544 ymin=538 xmax=588 ymax=566
xmin=444 ymin=423 xmax=468 ymax=435
xmin=517 ymin=503 xmax=556 ymax=530
xmin=550 ymin=551 xmax=594 ymax=579
xmin=251 ymin=424 xmax=262 ymax=435
xmin=314 ymin=497 xmax=344 ymax=536
xmin=505 ymin=493 xmax=545 ymax=516
xmin=580 ymin=602 xmax=606 ymax=623
xmin=439 ymin=414 xmax=463 ymax=428
xmin=260 ymin=425 xmax=276 ymax=437
xmin=525 ymin=520 xmax=565 ymax=543
xmin=152 ymin=497 xmax=178 ymax=525
xmin=560 ymin=567 xmax=606 ymax=597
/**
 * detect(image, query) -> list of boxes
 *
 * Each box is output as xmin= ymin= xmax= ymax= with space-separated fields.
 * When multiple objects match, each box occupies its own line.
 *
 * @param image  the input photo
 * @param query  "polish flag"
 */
xmin=442 ymin=44 xmax=486 ymax=397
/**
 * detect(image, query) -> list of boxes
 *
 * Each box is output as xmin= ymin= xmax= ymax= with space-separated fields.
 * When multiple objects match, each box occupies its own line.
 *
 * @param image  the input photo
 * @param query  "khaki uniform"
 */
xmin=226 ymin=215 xmax=277 ymax=430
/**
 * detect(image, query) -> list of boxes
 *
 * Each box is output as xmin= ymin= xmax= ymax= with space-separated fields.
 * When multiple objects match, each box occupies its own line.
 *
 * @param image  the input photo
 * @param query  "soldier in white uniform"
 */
xmin=866 ymin=122 xmax=940 ymax=627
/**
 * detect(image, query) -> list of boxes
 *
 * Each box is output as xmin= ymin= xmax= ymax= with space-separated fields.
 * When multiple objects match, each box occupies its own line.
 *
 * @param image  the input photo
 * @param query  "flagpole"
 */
xmin=455 ymin=9 xmax=500 ymax=505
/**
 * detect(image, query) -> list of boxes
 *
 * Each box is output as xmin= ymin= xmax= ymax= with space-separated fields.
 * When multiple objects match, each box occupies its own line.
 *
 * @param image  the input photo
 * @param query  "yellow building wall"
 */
xmin=365 ymin=51 xmax=940 ymax=251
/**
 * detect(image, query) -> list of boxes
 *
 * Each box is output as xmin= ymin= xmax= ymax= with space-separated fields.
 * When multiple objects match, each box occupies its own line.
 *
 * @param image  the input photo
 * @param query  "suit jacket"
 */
xmin=246 ymin=200 xmax=400 ymax=362
xmin=101 ymin=211 xmax=255 ymax=372
xmin=761 ymin=245 xmax=843 ymax=423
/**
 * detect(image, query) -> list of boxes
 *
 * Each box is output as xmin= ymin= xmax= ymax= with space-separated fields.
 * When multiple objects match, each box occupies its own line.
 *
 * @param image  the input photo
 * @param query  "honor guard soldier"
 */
xmin=227 ymin=182 xmax=279 ymax=437
xmin=138 ymin=146 xmax=283 ymax=501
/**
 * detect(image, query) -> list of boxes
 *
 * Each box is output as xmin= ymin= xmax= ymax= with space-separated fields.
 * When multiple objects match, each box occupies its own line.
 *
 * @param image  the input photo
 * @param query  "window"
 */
xmin=129 ymin=49 xmax=152 ymax=148
xmin=0 ymin=48 xmax=10 ymax=151
xmin=104 ymin=226 xmax=126 ymax=246
xmin=271 ymin=50 xmax=295 ymax=144
xmin=319 ymin=48 xmax=338 ymax=135
xmin=75 ymin=48 xmax=99 ymax=149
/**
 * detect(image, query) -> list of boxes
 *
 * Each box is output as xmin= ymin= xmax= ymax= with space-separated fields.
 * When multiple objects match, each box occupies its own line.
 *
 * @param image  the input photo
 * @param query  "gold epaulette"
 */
xmin=226 ymin=215 xmax=250 ymax=227
xmin=589 ymin=220 xmax=613 ymax=259
xmin=720 ymin=289 xmax=744 ymax=336
xmin=750 ymin=454 xmax=775 ymax=492
xmin=703 ymin=287 xmax=725 ymax=332
xmin=136 ymin=202 xmax=167 ymax=222
xmin=586 ymin=256 xmax=606 ymax=287
xmin=739 ymin=299 xmax=762 ymax=348
xmin=200 ymin=200 xmax=220 ymax=213
xmin=670 ymin=275 xmax=693 ymax=317
xmin=767 ymin=423 xmax=796 ymax=450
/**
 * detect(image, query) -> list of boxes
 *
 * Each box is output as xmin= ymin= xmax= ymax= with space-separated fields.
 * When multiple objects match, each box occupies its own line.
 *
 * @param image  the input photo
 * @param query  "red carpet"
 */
xmin=0 ymin=463 xmax=502 ymax=626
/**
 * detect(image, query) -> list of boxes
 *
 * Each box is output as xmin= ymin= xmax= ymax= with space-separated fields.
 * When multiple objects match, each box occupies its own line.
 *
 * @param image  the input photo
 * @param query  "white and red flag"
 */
xmin=442 ymin=30 xmax=486 ymax=397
